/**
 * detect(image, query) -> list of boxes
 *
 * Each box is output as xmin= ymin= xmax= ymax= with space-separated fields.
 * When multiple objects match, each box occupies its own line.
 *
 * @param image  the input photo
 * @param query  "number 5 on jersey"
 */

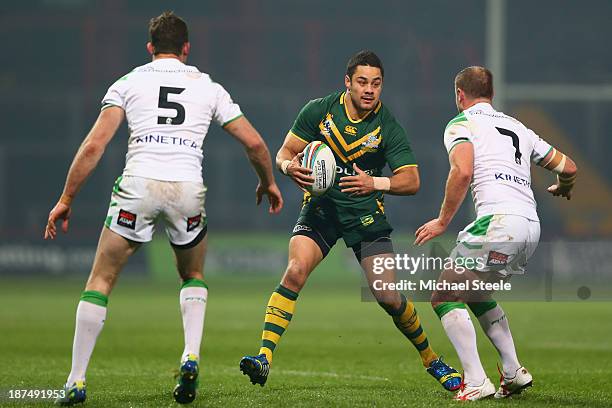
xmin=158 ymin=86 xmax=186 ymax=125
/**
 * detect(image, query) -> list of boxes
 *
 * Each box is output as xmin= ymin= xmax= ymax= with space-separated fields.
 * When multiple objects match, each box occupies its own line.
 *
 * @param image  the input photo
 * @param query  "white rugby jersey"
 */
xmin=101 ymin=58 xmax=242 ymax=182
xmin=443 ymin=102 xmax=552 ymax=221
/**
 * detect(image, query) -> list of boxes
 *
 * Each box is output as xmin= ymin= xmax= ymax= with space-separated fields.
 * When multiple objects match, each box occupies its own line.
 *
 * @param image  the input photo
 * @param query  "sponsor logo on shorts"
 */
xmin=486 ymin=250 xmax=509 ymax=266
xmin=187 ymin=214 xmax=201 ymax=232
xmin=293 ymin=224 xmax=312 ymax=233
xmin=360 ymin=214 xmax=374 ymax=227
xmin=117 ymin=209 xmax=137 ymax=230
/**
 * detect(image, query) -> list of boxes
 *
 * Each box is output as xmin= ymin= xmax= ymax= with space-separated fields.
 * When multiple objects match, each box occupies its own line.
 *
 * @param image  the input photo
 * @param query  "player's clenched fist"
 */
xmin=44 ymin=197 xmax=72 ymax=240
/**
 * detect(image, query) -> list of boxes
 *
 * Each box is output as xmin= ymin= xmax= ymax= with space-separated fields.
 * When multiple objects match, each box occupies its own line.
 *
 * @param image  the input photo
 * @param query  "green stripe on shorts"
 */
xmin=459 ymin=241 xmax=483 ymax=249
xmin=466 ymin=215 xmax=493 ymax=236
xmin=112 ymin=176 xmax=123 ymax=194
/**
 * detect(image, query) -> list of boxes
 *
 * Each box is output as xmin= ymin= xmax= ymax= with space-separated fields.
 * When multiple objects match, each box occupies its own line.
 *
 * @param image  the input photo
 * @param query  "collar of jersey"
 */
xmin=151 ymin=57 xmax=185 ymax=66
xmin=340 ymin=92 xmax=382 ymax=123
xmin=470 ymin=102 xmax=494 ymax=111
xmin=146 ymin=58 xmax=200 ymax=74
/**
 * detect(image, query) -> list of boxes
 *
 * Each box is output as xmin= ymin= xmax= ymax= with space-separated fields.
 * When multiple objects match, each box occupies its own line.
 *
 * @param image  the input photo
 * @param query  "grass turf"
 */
xmin=0 ymin=277 xmax=611 ymax=407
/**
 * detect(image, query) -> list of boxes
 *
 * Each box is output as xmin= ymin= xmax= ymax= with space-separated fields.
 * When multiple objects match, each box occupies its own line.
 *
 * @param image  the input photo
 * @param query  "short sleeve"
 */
xmin=213 ymin=84 xmax=243 ymax=127
xmin=384 ymin=123 xmax=417 ymax=173
xmin=527 ymin=129 xmax=553 ymax=164
xmin=101 ymin=74 xmax=130 ymax=111
xmin=444 ymin=122 xmax=473 ymax=153
xmin=288 ymin=99 xmax=325 ymax=143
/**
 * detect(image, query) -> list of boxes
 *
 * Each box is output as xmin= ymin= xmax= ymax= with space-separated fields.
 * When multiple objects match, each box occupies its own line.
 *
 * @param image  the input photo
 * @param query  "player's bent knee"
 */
xmin=431 ymin=289 xmax=463 ymax=306
xmin=431 ymin=290 xmax=447 ymax=306
xmin=282 ymin=259 xmax=309 ymax=292
xmin=377 ymin=298 xmax=402 ymax=314
xmin=374 ymin=291 xmax=402 ymax=314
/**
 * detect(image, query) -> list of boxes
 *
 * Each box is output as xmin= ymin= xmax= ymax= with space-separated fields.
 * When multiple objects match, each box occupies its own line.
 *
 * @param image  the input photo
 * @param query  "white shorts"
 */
xmin=104 ymin=175 xmax=207 ymax=246
xmin=451 ymin=214 xmax=540 ymax=276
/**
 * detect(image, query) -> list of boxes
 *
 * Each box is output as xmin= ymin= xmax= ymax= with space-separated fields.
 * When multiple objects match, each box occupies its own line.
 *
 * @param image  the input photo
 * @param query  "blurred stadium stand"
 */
xmin=0 ymin=0 xmax=610 ymax=275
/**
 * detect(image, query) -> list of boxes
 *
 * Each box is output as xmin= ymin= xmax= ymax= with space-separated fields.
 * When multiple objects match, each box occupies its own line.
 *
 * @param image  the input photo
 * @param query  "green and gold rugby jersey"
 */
xmin=288 ymin=91 xmax=417 ymax=230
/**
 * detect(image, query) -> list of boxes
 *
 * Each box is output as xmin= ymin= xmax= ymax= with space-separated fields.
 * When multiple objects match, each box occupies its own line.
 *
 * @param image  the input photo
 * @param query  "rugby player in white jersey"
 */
xmin=414 ymin=66 xmax=577 ymax=401
xmin=44 ymin=11 xmax=283 ymax=406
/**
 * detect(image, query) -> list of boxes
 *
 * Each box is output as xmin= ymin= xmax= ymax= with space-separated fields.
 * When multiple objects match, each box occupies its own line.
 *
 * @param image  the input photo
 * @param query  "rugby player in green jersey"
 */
xmin=239 ymin=50 xmax=461 ymax=392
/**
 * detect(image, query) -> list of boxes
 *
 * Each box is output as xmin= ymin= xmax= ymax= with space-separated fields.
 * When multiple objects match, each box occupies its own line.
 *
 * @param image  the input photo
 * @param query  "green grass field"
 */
xmin=1 ymin=276 xmax=611 ymax=407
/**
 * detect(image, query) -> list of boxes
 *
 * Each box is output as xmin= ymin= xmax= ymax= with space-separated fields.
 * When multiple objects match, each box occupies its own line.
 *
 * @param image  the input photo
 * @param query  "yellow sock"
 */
xmin=258 ymin=285 xmax=298 ymax=364
xmin=391 ymin=295 xmax=438 ymax=367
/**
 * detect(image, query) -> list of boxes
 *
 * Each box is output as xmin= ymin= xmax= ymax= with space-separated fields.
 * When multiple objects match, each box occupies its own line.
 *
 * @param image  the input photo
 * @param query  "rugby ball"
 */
xmin=301 ymin=141 xmax=336 ymax=196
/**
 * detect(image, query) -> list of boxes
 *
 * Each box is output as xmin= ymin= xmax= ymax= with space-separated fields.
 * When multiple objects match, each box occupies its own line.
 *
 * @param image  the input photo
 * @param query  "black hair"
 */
xmin=346 ymin=50 xmax=384 ymax=79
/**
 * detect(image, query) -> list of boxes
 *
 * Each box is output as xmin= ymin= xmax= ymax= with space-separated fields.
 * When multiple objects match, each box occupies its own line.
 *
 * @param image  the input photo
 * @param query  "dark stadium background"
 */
xmin=0 ymin=2 xmax=610 ymax=279
xmin=0 ymin=2 xmax=611 ymax=407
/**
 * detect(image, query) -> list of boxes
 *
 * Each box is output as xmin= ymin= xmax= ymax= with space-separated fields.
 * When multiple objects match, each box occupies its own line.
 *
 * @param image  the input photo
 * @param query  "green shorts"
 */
xmin=292 ymin=195 xmax=393 ymax=259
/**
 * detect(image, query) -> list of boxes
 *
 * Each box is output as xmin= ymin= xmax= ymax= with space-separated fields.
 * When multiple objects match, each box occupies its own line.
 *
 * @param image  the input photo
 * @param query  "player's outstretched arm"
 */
xmin=223 ymin=116 xmax=283 ymax=213
xmin=276 ymin=133 xmax=314 ymax=190
xmin=44 ymin=106 xmax=124 ymax=240
xmin=414 ymin=142 xmax=474 ymax=246
xmin=537 ymin=147 xmax=578 ymax=200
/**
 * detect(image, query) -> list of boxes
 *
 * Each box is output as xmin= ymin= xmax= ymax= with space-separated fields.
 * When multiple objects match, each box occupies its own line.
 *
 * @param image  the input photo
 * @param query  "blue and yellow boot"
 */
xmin=426 ymin=357 xmax=462 ymax=391
xmin=173 ymin=354 xmax=199 ymax=404
xmin=55 ymin=381 xmax=86 ymax=406
xmin=239 ymin=354 xmax=270 ymax=386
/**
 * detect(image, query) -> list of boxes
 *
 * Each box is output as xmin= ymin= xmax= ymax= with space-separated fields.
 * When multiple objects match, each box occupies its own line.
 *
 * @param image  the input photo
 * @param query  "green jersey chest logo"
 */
xmin=344 ymin=125 xmax=357 ymax=135
xmin=319 ymin=113 xmax=382 ymax=163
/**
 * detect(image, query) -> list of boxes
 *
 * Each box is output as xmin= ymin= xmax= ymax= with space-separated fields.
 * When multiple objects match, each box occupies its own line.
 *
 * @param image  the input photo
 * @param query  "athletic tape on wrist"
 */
xmin=281 ymin=160 xmax=291 ymax=175
xmin=372 ymin=177 xmax=391 ymax=192
xmin=541 ymin=149 xmax=558 ymax=168
xmin=552 ymin=154 xmax=567 ymax=174
xmin=558 ymin=173 xmax=576 ymax=187
xmin=59 ymin=194 xmax=73 ymax=206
